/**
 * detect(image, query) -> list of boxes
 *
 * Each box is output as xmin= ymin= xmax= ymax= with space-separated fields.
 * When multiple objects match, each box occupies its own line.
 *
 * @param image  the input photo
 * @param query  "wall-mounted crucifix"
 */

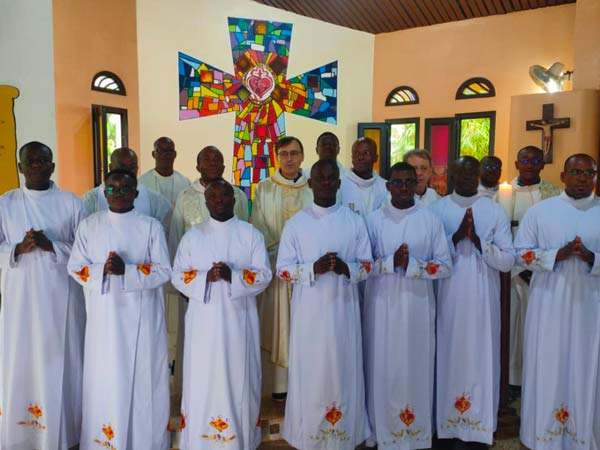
xmin=526 ymin=103 xmax=570 ymax=164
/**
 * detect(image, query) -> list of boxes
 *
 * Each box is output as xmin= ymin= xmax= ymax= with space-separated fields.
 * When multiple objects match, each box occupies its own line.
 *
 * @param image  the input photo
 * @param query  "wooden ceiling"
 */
xmin=253 ymin=0 xmax=575 ymax=34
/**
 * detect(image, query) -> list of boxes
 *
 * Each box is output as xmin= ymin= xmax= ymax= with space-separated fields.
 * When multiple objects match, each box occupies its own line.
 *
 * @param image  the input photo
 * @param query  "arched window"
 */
xmin=385 ymin=86 xmax=419 ymax=106
xmin=456 ymin=77 xmax=495 ymax=100
xmin=91 ymin=71 xmax=126 ymax=96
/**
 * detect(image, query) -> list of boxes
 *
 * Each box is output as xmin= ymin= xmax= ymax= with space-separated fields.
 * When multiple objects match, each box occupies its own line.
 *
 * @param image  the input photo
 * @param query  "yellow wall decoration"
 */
xmin=0 ymin=85 xmax=20 ymax=194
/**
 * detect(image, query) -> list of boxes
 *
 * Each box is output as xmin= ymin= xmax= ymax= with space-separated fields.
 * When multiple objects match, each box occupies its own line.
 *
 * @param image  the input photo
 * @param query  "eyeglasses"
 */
xmin=519 ymin=157 xmax=543 ymax=165
xmin=482 ymin=164 xmax=500 ymax=171
xmin=388 ymin=179 xmax=417 ymax=187
xmin=105 ymin=186 xmax=135 ymax=195
xmin=568 ymin=168 xmax=597 ymax=178
xmin=278 ymin=151 xmax=302 ymax=159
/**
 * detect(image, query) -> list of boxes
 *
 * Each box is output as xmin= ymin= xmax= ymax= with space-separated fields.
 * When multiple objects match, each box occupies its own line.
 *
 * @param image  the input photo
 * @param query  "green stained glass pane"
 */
xmin=459 ymin=118 xmax=491 ymax=160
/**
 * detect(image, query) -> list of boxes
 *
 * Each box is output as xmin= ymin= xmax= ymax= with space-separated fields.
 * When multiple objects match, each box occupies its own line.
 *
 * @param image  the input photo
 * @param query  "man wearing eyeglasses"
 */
xmin=69 ymin=168 xmax=171 ymax=450
xmin=0 ymin=141 xmax=86 ymax=450
xmin=82 ymin=147 xmax=172 ymax=231
xmin=514 ymin=154 xmax=600 ymax=450
xmin=339 ymin=137 xmax=388 ymax=217
xmin=139 ymin=137 xmax=191 ymax=206
xmin=508 ymin=146 xmax=561 ymax=390
xmin=478 ymin=156 xmax=503 ymax=200
xmin=363 ymin=162 xmax=451 ymax=450
xmin=251 ymin=136 xmax=312 ymax=401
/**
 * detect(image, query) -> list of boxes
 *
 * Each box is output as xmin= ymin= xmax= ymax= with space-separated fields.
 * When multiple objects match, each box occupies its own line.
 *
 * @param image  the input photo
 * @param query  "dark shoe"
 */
xmin=272 ymin=392 xmax=287 ymax=402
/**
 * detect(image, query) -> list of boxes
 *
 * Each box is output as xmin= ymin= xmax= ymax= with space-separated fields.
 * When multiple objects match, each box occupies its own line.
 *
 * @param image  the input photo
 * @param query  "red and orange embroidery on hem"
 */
xmin=536 ymin=406 xmax=585 ymax=445
xmin=454 ymin=394 xmax=471 ymax=414
xmin=201 ymin=416 xmax=236 ymax=443
xmin=137 ymin=264 xmax=152 ymax=275
xmin=400 ymin=407 xmax=415 ymax=426
xmin=243 ymin=269 xmax=257 ymax=285
xmin=75 ymin=266 xmax=90 ymax=282
xmin=17 ymin=404 xmax=46 ymax=430
xmin=310 ymin=403 xmax=349 ymax=442
xmin=94 ymin=423 xmax=116 ymax=449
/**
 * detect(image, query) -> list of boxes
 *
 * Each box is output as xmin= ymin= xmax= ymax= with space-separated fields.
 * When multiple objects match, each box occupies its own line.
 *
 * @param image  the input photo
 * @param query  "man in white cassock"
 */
xmin=477 ymin=156 xmax=502 ymax=200
xmin=515 ymin=154 xmax=600 ymax=450
xmin=139 ymin=136 xmax=191 ymax=206
xmin=172 ymin=180 xmax=271 ymax=450
xmin=277 ymin=159 xmax=373 ymax=450
xmin=339 ymin=137 xmax=387 ymax=217
xmin=429 ymin=156 xmax=514 ymax=448
xmin=251 ymin=136 xmax=312 ymax=400
xmin=82 ymin=147 xmax=172 ymax=231
xmin=507 ymin=146 xmax=560 ymax=387
xmin=0 ymin=142 xmax=85 ymax=450
xmin=169 ymin=145 xmax=248 ymax=255
xmin=68 ymin=169 xmax=171 ymax=450
xmin=404 ymin=149 xmax=440 ymax=206
xmin=306 ymin=132 xmax=348 ymax=179
xmin=363 ymin=162 xmax=452 ymax=450
xmin=168 ymin=145 xmax=249 ymax=399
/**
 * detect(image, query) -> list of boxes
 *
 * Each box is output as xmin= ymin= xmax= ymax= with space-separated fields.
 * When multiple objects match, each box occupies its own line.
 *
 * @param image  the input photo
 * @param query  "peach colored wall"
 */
xmin=53 ymin=0 xmax=140 ymax=196
xmin=372 ymin=4 xmax=576 ymax=169
xmin=508 ymin=90 xmax=600 ymax=186
xmin=573 ymin=0 xmax=600 ymax=90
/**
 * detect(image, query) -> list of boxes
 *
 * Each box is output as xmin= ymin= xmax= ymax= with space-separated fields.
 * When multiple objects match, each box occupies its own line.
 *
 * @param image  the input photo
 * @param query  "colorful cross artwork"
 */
xmin=178 ymin=17 xmax=338 ymax=201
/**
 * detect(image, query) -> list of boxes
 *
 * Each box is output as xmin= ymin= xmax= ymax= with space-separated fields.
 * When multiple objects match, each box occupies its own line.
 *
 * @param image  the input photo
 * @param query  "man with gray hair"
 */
xmin=404 ymin=149 xmax=440 ymax=206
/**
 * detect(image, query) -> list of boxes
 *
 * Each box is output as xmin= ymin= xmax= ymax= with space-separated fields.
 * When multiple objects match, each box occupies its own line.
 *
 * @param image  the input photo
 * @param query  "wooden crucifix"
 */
xmin=526 ymin=103 xmax=570 ymax=164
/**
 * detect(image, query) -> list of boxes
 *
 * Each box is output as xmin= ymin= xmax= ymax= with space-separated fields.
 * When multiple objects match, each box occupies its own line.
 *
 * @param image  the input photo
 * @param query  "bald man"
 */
xmin=82 ymin=147 xmax=172 ymax=231
xmin=139 ymin=137 xmax=191 ymax=206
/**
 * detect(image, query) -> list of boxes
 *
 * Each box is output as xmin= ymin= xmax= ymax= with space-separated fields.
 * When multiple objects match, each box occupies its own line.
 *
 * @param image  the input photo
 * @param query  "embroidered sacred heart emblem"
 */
xmin=245 ymin=65 xmax=275 ymax=102
xmin=399 ymin=407 xmax=415 ymax=426
xmin=325 ymin=405 xmax=342 ymax=426
xmin=555 ymin=407 xmax=569 ymax=424
xmin=210 ymin=417 xmax=229 ymax=432
xmin=454 ymin=394 xmax=471 ymax=414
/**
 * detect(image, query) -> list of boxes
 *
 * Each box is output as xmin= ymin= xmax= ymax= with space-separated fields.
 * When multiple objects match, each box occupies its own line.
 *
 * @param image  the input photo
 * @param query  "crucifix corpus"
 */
xmin=526 ymin=103 xmax=570 ymax=164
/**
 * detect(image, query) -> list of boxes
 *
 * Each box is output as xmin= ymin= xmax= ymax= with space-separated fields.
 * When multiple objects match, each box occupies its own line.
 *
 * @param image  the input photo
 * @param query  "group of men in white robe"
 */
xmin=1 ymin=133 xmax=599 ymax=450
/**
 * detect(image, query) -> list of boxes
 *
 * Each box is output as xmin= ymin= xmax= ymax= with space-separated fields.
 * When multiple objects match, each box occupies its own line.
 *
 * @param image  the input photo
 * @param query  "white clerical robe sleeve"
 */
xmin=480 ymin=208 xmax=515 ymax=272
xmin=171 ymin=231 xmax=210 ymax=302
xmin=122 ymin=221 xmax=171 ymax=292
xmin=229 ymin=230 xmax=272 ymax=299
xmin=344 ymin=218 xmax=374 ymax=284
xmin=514 ymin=209 xmax=563 ymax=272
xmin=68 ymin=222 xmax=106 ymax=293
xmin=149 ymin=190 xmax=173 ymax=233
xmin=0 ymin=216 xmax=18 ymax=269
xmin=276 ymin=223 xmax=315 ymax=286
xmin=46 ymin=200 xmax=86 ymax=266
xmin=405 ymin=221 xmax=452 ymax=280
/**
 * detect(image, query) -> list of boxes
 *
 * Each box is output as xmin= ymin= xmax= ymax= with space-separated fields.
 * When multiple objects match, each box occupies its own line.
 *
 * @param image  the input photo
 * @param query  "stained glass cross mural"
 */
xmin=179 ymin=17 xmax=338 ymax=201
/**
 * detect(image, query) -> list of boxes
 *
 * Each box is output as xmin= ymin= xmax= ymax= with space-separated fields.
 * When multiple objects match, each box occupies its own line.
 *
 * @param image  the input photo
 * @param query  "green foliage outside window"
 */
xmin=459 ymin=117 xmax=491 ymax=160
xmin=390 ymin=123 xmax=417 ymax=166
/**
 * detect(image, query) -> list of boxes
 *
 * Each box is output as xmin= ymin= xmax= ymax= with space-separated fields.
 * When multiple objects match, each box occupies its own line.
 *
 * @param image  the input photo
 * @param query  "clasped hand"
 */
xmin=394 ymin=243 xmax=409 ymax=270
xmin=104 ymin=251 xmax=125 ymax=275
xmin=556 ymin=236 xmax=595 ymax=265
xmin=452 ymin=208 xmax=482 ymax=252
xmin=15 ymin=228 xmax=54 ymax=256
xmin=207 ymin=262 xmax=232 ymax=283
xmin=313 ymin=252 xmax=350 ymax=278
